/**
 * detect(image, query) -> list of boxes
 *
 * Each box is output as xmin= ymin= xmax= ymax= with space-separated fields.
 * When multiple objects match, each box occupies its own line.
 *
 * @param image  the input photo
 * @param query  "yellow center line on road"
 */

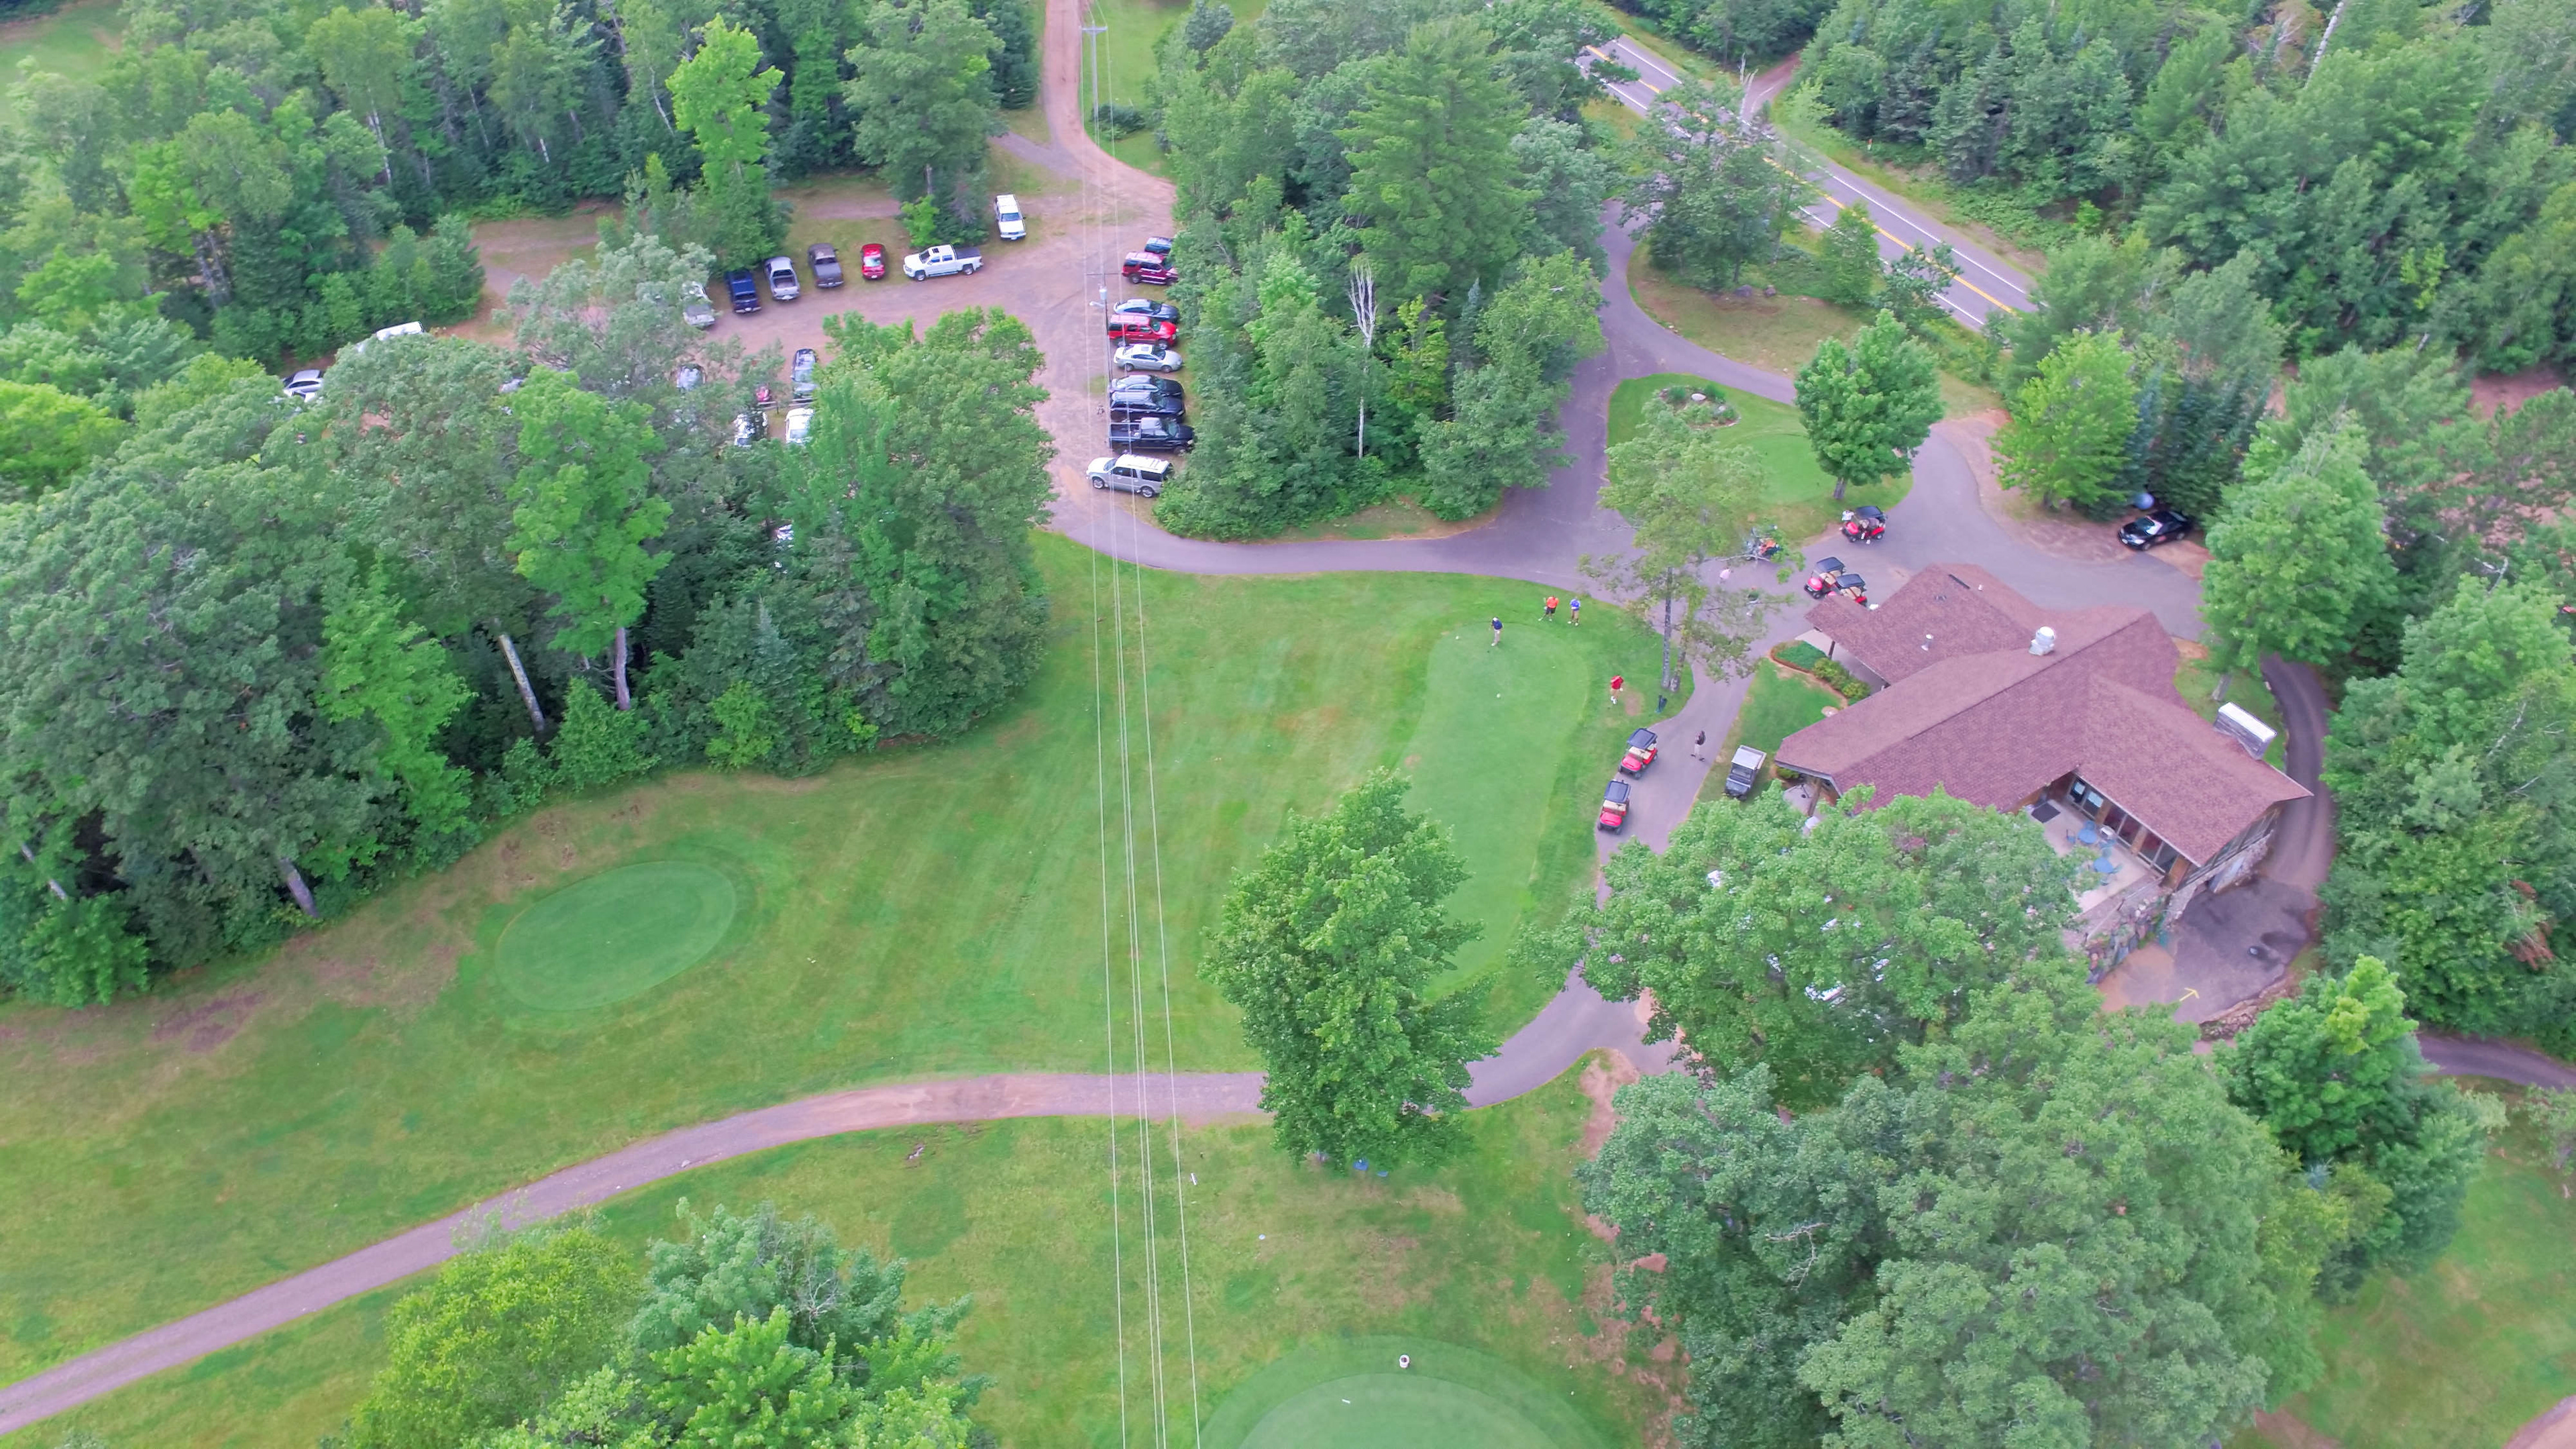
xmin=1585 ymin=44 xmax=2022 ymax=316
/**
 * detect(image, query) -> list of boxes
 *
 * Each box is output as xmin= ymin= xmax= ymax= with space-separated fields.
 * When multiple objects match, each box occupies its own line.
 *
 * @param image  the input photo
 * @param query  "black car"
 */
xmin=1108 ymin=417 xmax=1195 ymax=453
xmin=808 ymin=243 xmax=845 ymax=287
xmin=725 ymin=268 xmax=760 ymax=313
xmin=2118 ymin=507 xmax=2194 ymax=549
xmin=1110 ymin=374 xmax=1183 ymax=402
xmin=1109 ymin=389 xmax=1185 ymax=419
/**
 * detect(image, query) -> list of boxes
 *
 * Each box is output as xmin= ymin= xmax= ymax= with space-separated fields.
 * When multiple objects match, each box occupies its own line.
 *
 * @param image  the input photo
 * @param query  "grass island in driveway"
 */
xmin=0 ymin=535 xmax=1676 ymax=1391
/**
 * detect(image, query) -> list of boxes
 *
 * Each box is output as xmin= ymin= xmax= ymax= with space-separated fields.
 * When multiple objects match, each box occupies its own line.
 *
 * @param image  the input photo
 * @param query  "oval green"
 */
xmin=1203 ymin=1336 xmax=1608 ymax=1449
xmin=1240 ymin=1373 xmax=1557 ymax=1449
xmin=495 ymin=861 xmax=739 ymax=1011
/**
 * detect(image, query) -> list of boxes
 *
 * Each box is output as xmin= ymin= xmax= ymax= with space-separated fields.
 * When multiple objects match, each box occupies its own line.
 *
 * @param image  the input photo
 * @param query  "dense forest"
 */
xmin=0 ymin=233 xmax=1055 ymax=1004
xmin=1141 ymin=0 xmax=1621 ymax=535
xmin=0 ymin=0 xmax=1032 ymax=372
xmin=1802 ymin=0 xmax=2576 ymax=370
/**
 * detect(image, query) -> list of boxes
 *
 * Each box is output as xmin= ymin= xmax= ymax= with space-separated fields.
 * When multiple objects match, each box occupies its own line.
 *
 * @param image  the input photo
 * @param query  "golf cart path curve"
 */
xmin=0 ymin=981 xmax=1668 ymax=1438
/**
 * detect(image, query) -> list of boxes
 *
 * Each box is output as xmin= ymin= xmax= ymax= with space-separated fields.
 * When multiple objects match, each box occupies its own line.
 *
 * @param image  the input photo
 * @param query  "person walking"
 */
xmin=1692 ymin=730 xmax=1707 ymax=760
xmin=1544 ymin=595 xmax=1559 ymax=621
xmin=1491 ymin=616 xmax=1503 ymax=647
xmin=1568 ymin=598 xmax=1580 ymax=626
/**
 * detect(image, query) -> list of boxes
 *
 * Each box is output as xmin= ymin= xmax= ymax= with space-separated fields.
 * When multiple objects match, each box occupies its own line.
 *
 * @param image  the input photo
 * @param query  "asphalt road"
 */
xmin=1585 ymin=38 xmax=2037 ymax=330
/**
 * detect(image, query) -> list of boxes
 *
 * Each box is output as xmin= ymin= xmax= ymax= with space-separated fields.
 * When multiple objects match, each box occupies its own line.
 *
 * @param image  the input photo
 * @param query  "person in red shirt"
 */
xmin=1609 ymin=674 xmax=1624 ymax=702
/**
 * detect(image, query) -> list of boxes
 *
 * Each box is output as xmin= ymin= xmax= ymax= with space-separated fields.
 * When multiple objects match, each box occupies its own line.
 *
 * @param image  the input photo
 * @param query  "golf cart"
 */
xmin=1743 ymin=530 xmax=1782 ymax=562
xmin=1803 ymin=556 xmax=1847 ymax=598
xmin=1597 ymin=779 xmax=1632 ymax=831
xmin=1723 ymin=746 xmax=1767 ymax=799
xmin=1620 ymin=728 xmax=1659 ymax=775
xmin=1841 ymin=505 xmax=1886 ymax=543
xmin=1834 ymin=574 xmax=1870 ymax=606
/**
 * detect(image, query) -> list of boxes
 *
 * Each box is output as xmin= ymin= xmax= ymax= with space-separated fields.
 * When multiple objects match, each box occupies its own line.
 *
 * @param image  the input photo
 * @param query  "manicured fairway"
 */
xmin=0 ymin=536 xmax=1676 ymax=1387
xmin=7 ymin=1063 xmax=1660 ymax=1448
xmin=1607 ymin=372 xmax=1898 ymax=543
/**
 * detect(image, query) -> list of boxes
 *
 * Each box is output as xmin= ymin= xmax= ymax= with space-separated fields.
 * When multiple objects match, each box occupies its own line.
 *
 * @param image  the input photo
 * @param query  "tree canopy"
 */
xmin=1199 ymin=771 xmax=1496 ymax=1168
xmin=1794 ymin=311 xmax=1942 ymax=502
xmin=1147 ymin=0 xmax=1615 ymax=537
xmin=1583 ymin=966 xmax=2311 ymax=1448
xmin=1566 ymin=789 xmax=2081 ymax=1106
xmin=344 ymin=1204 xmax=985 ymax=1449
xmin=0 ymin=265 xmax=1055 ymax=1004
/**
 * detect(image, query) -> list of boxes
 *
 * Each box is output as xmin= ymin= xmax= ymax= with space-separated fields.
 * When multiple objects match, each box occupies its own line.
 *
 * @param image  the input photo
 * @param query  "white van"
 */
xmin=994 ymin=193 xmax=1026 ymax=241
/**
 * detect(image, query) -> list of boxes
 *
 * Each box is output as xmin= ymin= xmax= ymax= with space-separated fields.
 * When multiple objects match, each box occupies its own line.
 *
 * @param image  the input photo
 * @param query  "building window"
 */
xmin=2068 ymin=777 xmax=2107 ymax=816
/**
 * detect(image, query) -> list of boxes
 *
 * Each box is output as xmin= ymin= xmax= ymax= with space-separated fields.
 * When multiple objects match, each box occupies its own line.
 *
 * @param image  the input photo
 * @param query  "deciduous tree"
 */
xmin=2322 ymin=578 xmax=2576 ymax=1052
xmin=2199 ymin=419 xmax=2398 ymax=690
xmin=0 ymin=379 xmax=119 ymax=498
xmin=1572 ymin=789 xmax=2080 ymax=1106
xmin=347 ymin=1221 xmax=639 ymax=1449
xmin=1621 ymin=76 xmax=1815 ymax=289
xmin=1992 ymin=326 xmax=2136 ymax=512
xmin=844 ymin=0 xmax=1001 ymax=213
xmin=1585 ymin=966 xmax=2300 ymax=1449
xmin=1794 ymin=310 xmax=1941 ymax=501
xmin=1200 ymin=771 xmax=1495 ymax=1168
xmin=1587 ymin=396 xmax=1773 ymax=690
xmin=506 ymin=370 xmax=669 ymax=708
xmin=1817 ymin=198 xmax=1882 ymax=306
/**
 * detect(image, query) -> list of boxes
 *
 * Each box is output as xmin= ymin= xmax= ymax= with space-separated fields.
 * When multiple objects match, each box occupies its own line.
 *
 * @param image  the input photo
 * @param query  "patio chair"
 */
xmin=2092 ymin=852 xmax=2119 ymax=875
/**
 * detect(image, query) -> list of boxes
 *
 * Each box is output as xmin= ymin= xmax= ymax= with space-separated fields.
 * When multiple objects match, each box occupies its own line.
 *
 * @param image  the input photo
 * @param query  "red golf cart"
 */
xmin=1620 ymin=728 xmax=1660 ymax=775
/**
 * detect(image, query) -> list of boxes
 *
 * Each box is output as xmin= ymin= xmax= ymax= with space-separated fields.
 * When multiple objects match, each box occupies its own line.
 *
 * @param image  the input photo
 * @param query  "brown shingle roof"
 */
xmin=1778 ymin=566 xmax=2308 ymax=864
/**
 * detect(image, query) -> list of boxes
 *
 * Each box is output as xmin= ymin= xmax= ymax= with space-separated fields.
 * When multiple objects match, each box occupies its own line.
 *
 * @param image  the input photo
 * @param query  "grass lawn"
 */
xmin=9 ymin=1062 xmax=1665 ymax=1449
xmin=0 ymin=0 xmax=119 ymax=113
xmin=0 ymin=537 xmax=1676 ymax=1389
xmin=1077 ymin=0 xmax=1266 ymax=178
xmin=1697 ymin=663 xmax=1838 ymax=803
xmin=2173 ymin=647 xmax=2288 ymax=772
xmin=2239 ymin=1085 xmax=2576 ymax=1449
xmin=1627 ymin=248 xmax=2003 ymax=417
xmin=1607 ymin=372 xmax=1892 ymax=543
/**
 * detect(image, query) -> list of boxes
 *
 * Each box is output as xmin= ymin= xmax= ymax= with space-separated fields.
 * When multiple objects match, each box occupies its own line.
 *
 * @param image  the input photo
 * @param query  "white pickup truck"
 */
xmin=902 ymin=244 xmax=984 ymax=280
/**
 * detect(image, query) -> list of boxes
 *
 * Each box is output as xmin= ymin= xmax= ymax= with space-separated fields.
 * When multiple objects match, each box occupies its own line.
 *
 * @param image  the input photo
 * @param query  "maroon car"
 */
xmin=1122 ymin=253 xmax=1177 ymax=285
xmin=859 ymin=242 xmax=887 ymax=280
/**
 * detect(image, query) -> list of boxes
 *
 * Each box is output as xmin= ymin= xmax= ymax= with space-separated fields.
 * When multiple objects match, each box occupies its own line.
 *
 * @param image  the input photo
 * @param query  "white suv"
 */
xmin=994 ymin=193 xmax=1026 ymax=240
xmin=1087 ymin=453 xmax=1171 ymax=497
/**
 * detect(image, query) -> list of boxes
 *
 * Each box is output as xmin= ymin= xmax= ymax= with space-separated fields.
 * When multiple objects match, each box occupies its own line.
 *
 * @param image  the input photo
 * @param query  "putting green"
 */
xmin=1205 ymin=1336 xmax=1609 ymax=1449
xmin=494 ymin=861 xmax=739 ymax=1011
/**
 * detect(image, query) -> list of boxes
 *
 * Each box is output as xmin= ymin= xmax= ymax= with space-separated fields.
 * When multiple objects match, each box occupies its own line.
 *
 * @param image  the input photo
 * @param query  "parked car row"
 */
xmin=715 ymin=239 xmax=894 ymax=316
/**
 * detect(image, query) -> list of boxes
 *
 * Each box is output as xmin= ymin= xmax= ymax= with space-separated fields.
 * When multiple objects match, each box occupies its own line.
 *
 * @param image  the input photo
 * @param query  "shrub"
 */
xmin=1773 ymin=640 xmax=1827 ymax=671
xmin=1093 ymin=103 xmax=1148 ymax=139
